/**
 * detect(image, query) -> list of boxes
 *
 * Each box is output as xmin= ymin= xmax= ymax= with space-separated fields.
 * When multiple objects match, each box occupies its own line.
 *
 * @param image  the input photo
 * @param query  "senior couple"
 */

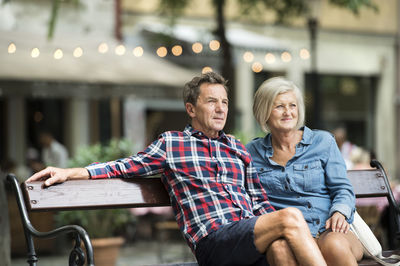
xmin=28 ymin=72 xmax=363 ymax=266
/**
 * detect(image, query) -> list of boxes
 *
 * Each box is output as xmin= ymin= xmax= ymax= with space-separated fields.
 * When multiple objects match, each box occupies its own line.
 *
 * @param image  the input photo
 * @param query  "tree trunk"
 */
xmin=214 ymin=0 xmax=235 ymax=132
xmin=0 ymin=174 xmax=11 ymax=266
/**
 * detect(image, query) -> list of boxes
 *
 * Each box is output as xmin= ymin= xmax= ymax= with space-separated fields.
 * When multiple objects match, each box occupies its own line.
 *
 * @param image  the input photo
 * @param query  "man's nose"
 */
xmin=215 ymin=101 xmax=225 ymax=112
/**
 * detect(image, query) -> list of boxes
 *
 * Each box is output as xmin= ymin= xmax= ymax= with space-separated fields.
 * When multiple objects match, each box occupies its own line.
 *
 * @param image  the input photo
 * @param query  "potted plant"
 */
xmin=55 ymin=139 xmax=136 ymax=266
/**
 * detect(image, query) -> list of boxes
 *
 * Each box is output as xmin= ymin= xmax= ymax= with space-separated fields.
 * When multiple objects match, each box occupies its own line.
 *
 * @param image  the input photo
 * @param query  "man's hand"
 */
xmin=26 ymin=167 xmax=90 ymax=187
xmin=325 ymin=212 xmax=349 ymax=233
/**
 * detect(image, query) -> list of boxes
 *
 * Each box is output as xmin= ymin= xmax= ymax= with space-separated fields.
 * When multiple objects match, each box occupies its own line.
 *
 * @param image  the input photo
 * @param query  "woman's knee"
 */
xmin=318 ymin=232 xmax=351 ymax=256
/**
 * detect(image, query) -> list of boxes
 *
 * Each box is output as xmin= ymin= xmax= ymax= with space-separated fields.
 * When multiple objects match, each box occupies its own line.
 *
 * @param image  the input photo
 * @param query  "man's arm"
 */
xmin=26 ymin=167 xmax=89 ymax=186
xmin=27 ymin=135 xmax=168 ymax=186
xmin=244 ymin=158 xmax=275 ymax=215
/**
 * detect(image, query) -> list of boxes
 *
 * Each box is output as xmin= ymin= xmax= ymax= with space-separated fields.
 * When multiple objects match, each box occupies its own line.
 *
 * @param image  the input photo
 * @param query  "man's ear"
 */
xmin=185 ymin=102 xmax=196 ymax=118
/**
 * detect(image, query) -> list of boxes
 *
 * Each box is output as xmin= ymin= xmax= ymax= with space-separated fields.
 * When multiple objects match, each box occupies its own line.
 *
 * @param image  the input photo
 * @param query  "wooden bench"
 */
xmin=6 ymin=159 xmax=400 ymax=266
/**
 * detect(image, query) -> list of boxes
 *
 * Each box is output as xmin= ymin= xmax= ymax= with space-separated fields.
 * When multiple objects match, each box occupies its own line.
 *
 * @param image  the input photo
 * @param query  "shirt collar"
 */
xmin=184 ymin=124 xmax=228 ymax=141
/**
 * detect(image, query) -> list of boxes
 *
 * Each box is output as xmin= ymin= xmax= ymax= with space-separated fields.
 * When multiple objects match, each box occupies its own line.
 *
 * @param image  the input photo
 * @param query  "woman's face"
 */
xmin=267 ymin=91 xmax=298 ymax=133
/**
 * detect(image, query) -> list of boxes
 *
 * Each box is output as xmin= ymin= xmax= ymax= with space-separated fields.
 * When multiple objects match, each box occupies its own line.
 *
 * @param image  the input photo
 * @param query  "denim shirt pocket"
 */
xmin=293 ymin=161 xmax=323 ymax=192
xmin=257 ymin=166 xmax=284 ymax=193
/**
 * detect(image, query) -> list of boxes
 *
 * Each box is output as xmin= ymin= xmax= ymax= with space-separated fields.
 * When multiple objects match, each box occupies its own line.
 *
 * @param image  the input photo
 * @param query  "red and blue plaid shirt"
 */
xmin=86 ymin=125 xmax=275 ymax=251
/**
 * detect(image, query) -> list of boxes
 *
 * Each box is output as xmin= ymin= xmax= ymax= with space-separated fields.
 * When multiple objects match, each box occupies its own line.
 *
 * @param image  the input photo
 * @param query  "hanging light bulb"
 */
xmin=133 ymin=46 xmax=144 ymax=57
xmin=31 ymin=48 xmax=40 ymax=58
xmin=53 ymin=48 xmax=63 ymax=60
xmin=8 ymin=43 xmax=16 ymax=54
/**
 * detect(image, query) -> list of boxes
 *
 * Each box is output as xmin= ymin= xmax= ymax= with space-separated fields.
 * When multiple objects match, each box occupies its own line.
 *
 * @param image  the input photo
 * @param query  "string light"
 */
xmin=281 ymin=51 xmax=292 ymax=63
xmin=265 ymin=53 xmax=275 ymax=64
xmin=53 ymin=48 xmax=63 ymax=60
xmin=300 ymin=48 xmax=310 ymax=60
xmin=243 ymin=51 xmax=254 ymax=63
xmin=31 ymin=48 xmax=40 ymax=58
xmin=98 ymin=43 xmax=108 ymax=54
xmin=209 ymin=40 xmax=220 ymax=51
xmin=192 ymin=42 xmax=203 ymax=54
xmin=156 ymin=46 xmax=167 ymax=57
xmin=133 ymin=46 xmax=144 ymax=57
xmin=115 ymin=44 xmax=126 ymax=56
xmin=251 ymin=62 xmax=263 ymax=73
xmin=171 ymin=45 xmax=183 ymax=56
xmin=8 ymin=43 xmax=16 ymax=54
xmin=73 ymin=47 xmax=83 ymax=58
xmin=202 ymin=66 xmax=213 ymax=74
xmin=5 ymin=40 xmax=306 ymax=68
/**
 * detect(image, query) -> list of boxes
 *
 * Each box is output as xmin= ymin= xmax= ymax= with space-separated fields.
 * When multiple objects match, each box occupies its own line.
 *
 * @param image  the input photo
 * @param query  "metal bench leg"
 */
xmin=23 ymin=225 xmax=38 ymax=266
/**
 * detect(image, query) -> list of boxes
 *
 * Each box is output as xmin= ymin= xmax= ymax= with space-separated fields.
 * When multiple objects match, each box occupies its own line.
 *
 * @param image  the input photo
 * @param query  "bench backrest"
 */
xmin=23 ymin=167 xmax=393 ymax=212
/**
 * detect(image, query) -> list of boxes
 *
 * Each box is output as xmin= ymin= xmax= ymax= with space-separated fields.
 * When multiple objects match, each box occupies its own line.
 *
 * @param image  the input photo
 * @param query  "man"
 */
xmin=28 ymin=72 xmax=326 ymax=266
xmin=39 ymin=131 xmax=69 ymax=168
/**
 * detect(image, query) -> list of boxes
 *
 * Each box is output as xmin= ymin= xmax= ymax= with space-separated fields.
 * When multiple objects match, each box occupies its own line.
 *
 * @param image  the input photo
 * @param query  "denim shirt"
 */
xmin=246 ymin=126 xmax=355 ymax=236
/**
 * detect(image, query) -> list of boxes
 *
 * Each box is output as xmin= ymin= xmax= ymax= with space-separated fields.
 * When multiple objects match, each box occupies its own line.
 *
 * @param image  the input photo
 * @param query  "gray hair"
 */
xmin=183 ymin=72 xmax=228 ymax=106
xmin=253 ymin=76 xmax=305 ymax=133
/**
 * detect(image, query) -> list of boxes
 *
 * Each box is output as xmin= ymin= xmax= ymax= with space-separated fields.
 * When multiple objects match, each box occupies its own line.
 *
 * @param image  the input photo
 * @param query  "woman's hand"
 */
xmin=325 ymin=212 xmax=349 ymax=233
xmin=26 ymin=167 xmax=89 ymax=187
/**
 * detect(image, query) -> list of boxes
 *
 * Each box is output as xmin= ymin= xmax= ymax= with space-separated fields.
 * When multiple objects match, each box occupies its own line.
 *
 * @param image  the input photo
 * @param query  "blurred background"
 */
xmin=1 ymin=0 xmax=400 ymax=264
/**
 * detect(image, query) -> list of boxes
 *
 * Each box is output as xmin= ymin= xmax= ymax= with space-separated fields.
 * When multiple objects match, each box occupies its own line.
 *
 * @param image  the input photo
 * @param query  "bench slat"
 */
xmin=23 ymin=178 xmax=171 ymax=211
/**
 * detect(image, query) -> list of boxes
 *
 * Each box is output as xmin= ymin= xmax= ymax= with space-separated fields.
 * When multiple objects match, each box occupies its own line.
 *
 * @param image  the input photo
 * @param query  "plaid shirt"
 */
xmin=86 ymin=125 xmax=275 ymax=251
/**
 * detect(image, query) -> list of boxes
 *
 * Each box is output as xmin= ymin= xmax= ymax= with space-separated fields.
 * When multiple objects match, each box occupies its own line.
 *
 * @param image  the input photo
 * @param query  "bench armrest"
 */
xmin=6 ymin=174 xmax=94 ymax=266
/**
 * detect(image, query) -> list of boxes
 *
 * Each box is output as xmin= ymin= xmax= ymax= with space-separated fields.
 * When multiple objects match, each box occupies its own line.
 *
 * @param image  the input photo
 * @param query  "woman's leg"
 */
xmin=317 ymin=230 xmax=363 ymax=266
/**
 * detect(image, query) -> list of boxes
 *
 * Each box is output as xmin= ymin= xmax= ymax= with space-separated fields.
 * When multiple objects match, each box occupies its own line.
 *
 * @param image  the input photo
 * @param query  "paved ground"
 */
xmin=11 ymin=240 xmax=196 ymax=266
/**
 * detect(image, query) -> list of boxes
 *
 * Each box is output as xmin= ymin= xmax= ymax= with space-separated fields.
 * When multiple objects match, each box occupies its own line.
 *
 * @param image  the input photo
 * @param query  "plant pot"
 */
xmin=91 ymin=237 xmax=125 ymax=266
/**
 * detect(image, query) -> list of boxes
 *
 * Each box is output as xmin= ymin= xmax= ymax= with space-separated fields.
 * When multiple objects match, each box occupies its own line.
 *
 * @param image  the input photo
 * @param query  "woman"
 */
xmin=246 ymin=77 xmax=363 ymax=266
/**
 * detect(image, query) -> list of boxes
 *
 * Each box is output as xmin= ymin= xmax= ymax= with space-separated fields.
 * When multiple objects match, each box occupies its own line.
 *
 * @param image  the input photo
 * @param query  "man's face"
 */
xmin=186 ymin=83 xmax=228 ymax=138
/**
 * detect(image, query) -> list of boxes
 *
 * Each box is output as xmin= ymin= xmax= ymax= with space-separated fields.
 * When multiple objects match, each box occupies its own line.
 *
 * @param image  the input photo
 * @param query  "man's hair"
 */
xmin=183 ymin=72 xmax=228 ymax=106
xmin=253 ymin=76 xmax=305 ymax=133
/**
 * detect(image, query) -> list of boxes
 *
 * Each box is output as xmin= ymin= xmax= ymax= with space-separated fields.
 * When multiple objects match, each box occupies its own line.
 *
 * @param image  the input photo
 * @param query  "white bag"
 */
xmin=350 ymin=211 xmax=400 ymax=266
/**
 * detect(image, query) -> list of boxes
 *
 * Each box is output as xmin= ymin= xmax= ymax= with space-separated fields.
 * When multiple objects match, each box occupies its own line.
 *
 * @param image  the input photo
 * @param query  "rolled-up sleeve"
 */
xmin=324 ymin=137 xmax=355 ymax=222
xmin=86 ymin=136 xmax=167 ymax=179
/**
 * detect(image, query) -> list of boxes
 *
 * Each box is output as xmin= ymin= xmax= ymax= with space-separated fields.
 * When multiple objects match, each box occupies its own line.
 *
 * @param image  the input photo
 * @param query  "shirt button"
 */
xmin=316 ymin=220 xmax=320 ymax=225
xmin=285 ymin=185 xmax=289 ymax=190
xmin=260 ymin=168 xmax=264 ymax=171
xmin=307 ymin=203 xmax=312 ymax=209
xmin=304 ymin=165 xmax=308 ymax=169
xmin=281 ymin=168 xmax=285 ymax=172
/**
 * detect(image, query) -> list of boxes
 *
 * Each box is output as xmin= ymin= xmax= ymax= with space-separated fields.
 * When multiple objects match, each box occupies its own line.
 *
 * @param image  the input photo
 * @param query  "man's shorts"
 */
xmin=195 ymin=216 xmax=268 ymax=266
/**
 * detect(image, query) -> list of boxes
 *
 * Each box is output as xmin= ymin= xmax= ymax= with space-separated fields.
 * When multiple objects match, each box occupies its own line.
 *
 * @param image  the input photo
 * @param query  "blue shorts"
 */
xmin=195 ymin=217 xmax=268 ymax=266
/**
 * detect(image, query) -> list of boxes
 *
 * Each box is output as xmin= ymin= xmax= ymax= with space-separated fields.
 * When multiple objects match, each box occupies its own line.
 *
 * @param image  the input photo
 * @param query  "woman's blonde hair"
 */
xmin=253 ymin=77 xmax=305 ymax=133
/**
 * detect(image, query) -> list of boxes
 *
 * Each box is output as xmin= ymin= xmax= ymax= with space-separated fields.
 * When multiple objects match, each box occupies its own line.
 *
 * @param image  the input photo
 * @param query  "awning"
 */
xmin=0 ymin=30 xmax=198 ymax=87
xmin=138 ymin=22 xmax=288 ymax=52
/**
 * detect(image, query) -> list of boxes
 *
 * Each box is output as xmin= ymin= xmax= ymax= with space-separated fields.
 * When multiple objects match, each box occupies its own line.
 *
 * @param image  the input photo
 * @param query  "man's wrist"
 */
xmin=69 ymin=168 xmax=90 ymax=180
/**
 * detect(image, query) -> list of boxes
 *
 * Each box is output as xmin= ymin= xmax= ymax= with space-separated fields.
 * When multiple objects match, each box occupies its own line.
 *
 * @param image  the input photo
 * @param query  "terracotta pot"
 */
xmin=91 ymin=237 xmax=125 ymax=266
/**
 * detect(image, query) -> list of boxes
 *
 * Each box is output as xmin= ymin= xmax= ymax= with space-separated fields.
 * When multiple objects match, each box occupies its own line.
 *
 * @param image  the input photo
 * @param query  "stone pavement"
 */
xmin=11 ymin=240 xmax=196 ymax=266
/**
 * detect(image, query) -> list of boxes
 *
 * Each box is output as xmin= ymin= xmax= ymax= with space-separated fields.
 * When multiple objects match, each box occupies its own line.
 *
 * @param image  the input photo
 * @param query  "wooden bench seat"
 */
xmin=6 ymin=159 xmax=400 ymax=265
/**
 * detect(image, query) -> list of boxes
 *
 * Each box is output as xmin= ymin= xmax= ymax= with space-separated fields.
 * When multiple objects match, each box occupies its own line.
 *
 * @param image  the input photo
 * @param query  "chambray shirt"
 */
xmin=86 ymin=125 xmax=274 ymax=251
xmin=246 ymin=126 xmax=355 ymax=236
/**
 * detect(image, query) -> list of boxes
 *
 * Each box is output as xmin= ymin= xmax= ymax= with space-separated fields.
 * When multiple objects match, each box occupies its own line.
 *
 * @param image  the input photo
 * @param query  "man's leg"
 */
xmin=254 ymin=207 xmax=327 ymax=266
xmin=266 ymin=238 xmax=297 ymax=266
xmin=317 ymin=230 xmax=363 ymax=266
